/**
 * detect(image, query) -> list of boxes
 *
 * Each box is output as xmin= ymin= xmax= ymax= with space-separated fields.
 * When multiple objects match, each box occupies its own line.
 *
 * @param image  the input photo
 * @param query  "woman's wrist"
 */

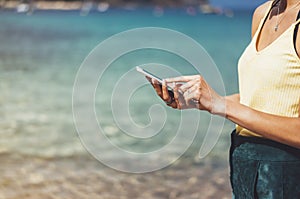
xmin=210 ymin=96 xmax=227 ymax=117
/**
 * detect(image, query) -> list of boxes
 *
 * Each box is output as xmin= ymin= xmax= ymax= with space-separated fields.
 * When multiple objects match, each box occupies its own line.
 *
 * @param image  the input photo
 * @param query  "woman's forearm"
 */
xmin=225 ymin=99 xmax=300 ymax=149
xmin=163 ymin=75 xmax=300 ymax=148
xmin=225 ymin=94 xmax=240 ymax=103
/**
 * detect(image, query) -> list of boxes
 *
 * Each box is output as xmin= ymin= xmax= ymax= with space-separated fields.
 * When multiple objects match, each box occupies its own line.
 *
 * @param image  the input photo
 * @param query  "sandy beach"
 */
xmin=0 ymin=152 xmax=231 ymax=199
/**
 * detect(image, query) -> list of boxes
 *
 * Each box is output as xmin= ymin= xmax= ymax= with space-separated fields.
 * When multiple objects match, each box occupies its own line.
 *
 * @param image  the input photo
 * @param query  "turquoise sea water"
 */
xmin=0 ymin=9 xmax=253 ymax=159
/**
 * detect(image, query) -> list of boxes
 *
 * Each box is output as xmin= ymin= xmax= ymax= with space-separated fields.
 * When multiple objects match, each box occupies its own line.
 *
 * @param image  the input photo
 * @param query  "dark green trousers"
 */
xmin=230 ymin=130 xmax=300 ymax=199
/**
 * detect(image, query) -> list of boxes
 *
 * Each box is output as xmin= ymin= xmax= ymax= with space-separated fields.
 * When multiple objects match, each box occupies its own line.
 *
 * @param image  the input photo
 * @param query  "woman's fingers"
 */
xmin=146 ymin=77 xmax=178 ymax=108
xmin=165 ymin=75 xmax=199 ymax=83
xmin=179 ymin=78 xmax=199 ymax=93
xmin=163 ymin=81 xmax=179 ymax=108
xmin=151 ymin=79 xmax=163 ymax=98
xmin=165 ymin=75 xmax=202 ymax=95
xmin=174 ymin=84 xmax=191 ymax=109
xmin=146 ymin=75 xmax=209 ymax=110
xmin=183 ymin=84 xmax=200 ymax=105
xmin=173 ymin=86 xmax=182 ymax=109
xmin=162 ymin=81 xmax=171 ymax=102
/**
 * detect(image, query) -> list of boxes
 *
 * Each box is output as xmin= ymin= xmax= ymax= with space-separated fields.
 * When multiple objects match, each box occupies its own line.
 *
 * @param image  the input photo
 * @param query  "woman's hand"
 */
xmin=147 ymin=75 xmax=226 ymax=115
xmin=146 ymin=77 xmax=178 ymax=109
xmin=146 ymin=76 xmax=196 ymax=109
xmin=165 ymin=75 xmax=226 ymax=115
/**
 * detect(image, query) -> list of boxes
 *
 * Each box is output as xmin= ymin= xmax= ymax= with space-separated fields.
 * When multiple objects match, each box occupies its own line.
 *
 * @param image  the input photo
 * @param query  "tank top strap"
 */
xmin=293 ymin=10 xmax=300 ymax=46
xmin=254 ymin=2 xmax=275 ymax=38
xmin=293 ymin=10 xmax=300 ymax=26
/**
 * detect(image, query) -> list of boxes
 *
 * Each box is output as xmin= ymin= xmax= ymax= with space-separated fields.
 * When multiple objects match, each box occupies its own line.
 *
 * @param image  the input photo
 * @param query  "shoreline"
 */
xmin=0 ymin=1 xmax=224 ymax=15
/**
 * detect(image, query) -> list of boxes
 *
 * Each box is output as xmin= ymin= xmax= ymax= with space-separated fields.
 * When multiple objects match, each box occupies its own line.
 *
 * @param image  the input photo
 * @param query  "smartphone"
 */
xmin=136 ymin=66 xmax=164 ymax=84
xmin=136 ymin=66 xmax=176 ymax=93
xmin=136 ymin=66 xmax=175 ymax=102
xmin=136 ymin=67 xmax=198 ymax=104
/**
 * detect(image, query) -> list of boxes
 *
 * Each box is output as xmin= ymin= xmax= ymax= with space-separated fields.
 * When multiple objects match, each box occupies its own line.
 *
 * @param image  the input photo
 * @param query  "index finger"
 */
xmin=162 ymin=81 xmax=171 ymax=102
xmin=165 ymin=75 xmax=199 ymax=83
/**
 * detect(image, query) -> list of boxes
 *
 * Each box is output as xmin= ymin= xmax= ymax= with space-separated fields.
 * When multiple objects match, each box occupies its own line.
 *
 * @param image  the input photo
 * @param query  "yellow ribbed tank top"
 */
xmin=237 ymin=5 xmax=300 ymax=137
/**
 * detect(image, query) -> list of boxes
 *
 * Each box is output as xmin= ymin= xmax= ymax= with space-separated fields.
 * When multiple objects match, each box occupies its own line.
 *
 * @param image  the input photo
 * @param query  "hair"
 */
xmin=272 ymin=0 xmax=281 ymax=6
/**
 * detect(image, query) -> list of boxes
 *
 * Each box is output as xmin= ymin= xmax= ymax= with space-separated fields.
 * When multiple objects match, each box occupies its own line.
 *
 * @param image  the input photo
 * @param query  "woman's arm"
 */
xmin=225 ymin=100 xmax=300 ymax=148
xmin=163 ymin=75 xmax=300 ymax=149
xmin=225 ymin=94 xmax=240 ymax=103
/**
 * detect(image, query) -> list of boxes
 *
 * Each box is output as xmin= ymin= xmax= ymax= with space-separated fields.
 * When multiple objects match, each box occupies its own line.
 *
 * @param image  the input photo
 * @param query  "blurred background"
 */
xmin=0 ymin=0 xmax=266 ymax=199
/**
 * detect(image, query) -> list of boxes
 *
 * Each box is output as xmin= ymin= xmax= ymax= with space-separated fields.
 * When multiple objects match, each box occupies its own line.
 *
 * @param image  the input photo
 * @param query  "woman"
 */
xmin=148 ymin=0 xmax=300 ymax=198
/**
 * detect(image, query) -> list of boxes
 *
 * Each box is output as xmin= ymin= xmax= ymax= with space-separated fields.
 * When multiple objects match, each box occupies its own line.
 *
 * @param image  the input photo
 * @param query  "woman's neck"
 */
xmin=284 ymin=0 xmax=300 ymax=8
xmin=275 ymin=0 xmax=300 ymax=12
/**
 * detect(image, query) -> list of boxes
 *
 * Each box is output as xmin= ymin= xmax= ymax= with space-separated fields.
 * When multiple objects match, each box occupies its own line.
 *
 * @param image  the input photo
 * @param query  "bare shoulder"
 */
xmin=251 ymin=1 xmax=273 ymax=37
